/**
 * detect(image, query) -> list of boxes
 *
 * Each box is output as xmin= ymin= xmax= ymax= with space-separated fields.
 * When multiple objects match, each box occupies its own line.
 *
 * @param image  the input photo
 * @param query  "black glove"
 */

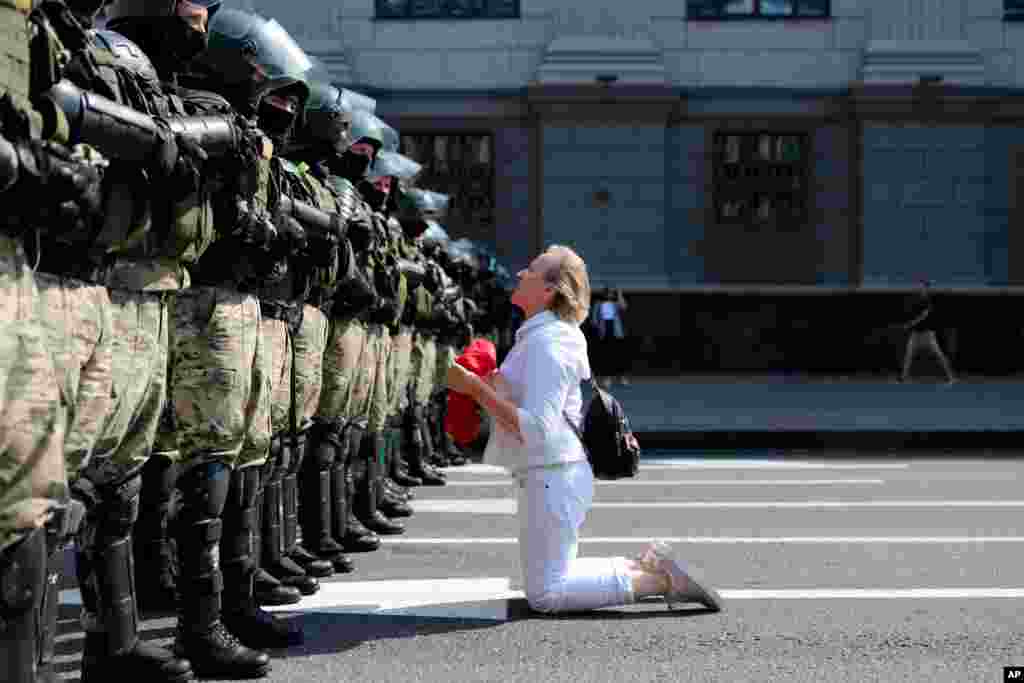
xmin=347 ymin=211 xmax=373 ymax=253
xmin=9 ymin=141 xmax=105 ymax=229
xmin=275 ymin=211 xmax=307 ymax=252
xmin=150 ymin=127 xmax=208 ymax=198
xmin=233 ymin=198 xmax=277 ymax=247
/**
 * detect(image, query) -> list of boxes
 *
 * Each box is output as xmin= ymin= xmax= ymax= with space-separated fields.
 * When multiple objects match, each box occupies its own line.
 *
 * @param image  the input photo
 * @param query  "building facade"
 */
xmin=229 ymin=0 xmax=1024 ymax=373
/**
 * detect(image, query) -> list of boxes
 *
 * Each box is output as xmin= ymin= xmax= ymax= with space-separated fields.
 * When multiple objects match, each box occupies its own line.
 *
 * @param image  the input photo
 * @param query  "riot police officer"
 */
xmin=0 ymin=1 xmax=109 ymax=680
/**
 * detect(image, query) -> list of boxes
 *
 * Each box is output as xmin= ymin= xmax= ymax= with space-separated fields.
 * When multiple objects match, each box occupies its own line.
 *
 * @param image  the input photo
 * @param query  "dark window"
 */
xmin=1006 ymin=0 xmax=1024 ymax=19
xmin=712 ymin=132 xmax=810 ymax=228
xmin=376 ymin=0 xmax=519 ymax=19
xmin=399 ymin=133 xmax=495 ymax=237
xmin=688 ymin=0 xmax=830 ymax=19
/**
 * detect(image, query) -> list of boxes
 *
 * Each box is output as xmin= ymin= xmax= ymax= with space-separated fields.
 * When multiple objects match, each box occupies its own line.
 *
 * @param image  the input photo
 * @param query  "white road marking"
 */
xmin=60 ymin=580 xmax=1024 ymax=616
xmin=639 ymin=460 xmax=912 ymax=470
xmin=443 ymin=462 xmax=911 ymax=475
xmin=410 ymin=499 xmax=1024 ymax=514
xmin=384 ymin=536 xmax=1024 ymax=545
xmin=438 ymin=479 xmax=887 ymax=487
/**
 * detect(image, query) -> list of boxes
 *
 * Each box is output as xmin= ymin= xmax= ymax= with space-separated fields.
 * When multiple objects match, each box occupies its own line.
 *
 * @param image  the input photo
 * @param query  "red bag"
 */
xmin=446 ymin=338 xmax=497 ymax=446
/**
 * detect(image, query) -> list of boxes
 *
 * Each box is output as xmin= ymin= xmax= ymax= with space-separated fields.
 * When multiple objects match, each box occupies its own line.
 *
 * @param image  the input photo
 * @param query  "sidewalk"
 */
xmin=586 ymin=374 xmax=1024 ymax=450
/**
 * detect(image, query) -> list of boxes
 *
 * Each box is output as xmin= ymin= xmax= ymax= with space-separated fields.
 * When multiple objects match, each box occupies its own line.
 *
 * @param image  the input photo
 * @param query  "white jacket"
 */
xmin=483 ymin=310 xmax=592 ymax=473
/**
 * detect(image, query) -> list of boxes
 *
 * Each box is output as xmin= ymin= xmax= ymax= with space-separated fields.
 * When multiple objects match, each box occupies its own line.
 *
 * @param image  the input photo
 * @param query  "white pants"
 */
xmin=516 ymin=460 xmax=634 ymax=613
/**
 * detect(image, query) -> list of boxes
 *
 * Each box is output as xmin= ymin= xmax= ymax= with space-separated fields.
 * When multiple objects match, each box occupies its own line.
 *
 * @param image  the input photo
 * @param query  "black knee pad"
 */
xmin=0 ymin=528 xmax=45 ymax=615
xmin=73 ymin=473 xmax=142 ymax=542
xmin=175 ymin=460 xmax=231 ymax=521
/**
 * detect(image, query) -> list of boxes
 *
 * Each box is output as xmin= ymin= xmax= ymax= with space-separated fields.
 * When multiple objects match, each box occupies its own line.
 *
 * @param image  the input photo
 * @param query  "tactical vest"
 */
xmin=54 ymin=30 xmax=214 ymax=289
xmin=326 ymin=174 xmax=377 ymax=319
xmin=282 ymin=159 xmax=339 ymax=308
xmin=184 ymin=86 xmax=274 ymax=291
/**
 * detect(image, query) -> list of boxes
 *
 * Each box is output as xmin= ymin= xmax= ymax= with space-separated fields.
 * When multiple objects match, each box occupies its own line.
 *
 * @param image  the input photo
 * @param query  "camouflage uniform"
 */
xmin=0 ymin=239 xmax=67 ymax=553
xmin=0 ymin=2 xmax=96 ymax=681
xmin=33 ymin=274 xmax=113 ymax=478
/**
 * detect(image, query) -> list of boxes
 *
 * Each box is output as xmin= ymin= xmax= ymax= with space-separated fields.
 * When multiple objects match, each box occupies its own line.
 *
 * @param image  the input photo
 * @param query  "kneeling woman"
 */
xmin=446 ymin=245 xmax=722 ymax=615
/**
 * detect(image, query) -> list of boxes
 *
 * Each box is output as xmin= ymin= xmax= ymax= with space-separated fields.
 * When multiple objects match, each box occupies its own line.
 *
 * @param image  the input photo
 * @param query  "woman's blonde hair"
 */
xmin=542 ymin=244 xmax=591 ymax=324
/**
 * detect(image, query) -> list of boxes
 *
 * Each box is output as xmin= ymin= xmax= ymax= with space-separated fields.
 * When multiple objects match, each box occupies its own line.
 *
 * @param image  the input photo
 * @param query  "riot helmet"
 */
xmin=302 ymin=80 xmax=352 ymax=154
xmin=339 ymin=87 xmax=376 ymax=114
xmin=421 ymin=221 xmax=450 ymax=248
xmin=363 ymin=151 xmax=421 ymax=212
xmin=397 ymin=188 xmax=447 ymax=237
xmin=328 ymin=108 xmax=384 ymax=182
xmin=105 ymin=0 xmax=221 ymax=67
xmin=379 ymin=119 xmax=399 ymax=154
xmin=190 ymin=8 xmax=311 ymax=121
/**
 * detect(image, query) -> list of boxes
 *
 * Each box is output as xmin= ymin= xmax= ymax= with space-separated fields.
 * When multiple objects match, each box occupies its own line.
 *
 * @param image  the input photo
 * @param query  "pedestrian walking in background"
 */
xmin=446 ymin=245 xmax=721 ymax=615
xmin=591 ymin=286 xmax=629 ymax=387
xmin=900 ymin=280 xmax=956 ymax=385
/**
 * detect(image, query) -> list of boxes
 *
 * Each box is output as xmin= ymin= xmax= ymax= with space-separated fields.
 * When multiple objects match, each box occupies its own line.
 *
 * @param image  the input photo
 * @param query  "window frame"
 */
xmin=1005 ymin=0 xmax=1024 ymax=20
xmin=374 ymin=0 xmax=521 ymax=21
xmin=686 ymin=0 xmax=831 ymax=21
xmin=398 ymin=131 xmax=497 ymax=240
xmin=711 ymin=131 xmax=812 ymax=230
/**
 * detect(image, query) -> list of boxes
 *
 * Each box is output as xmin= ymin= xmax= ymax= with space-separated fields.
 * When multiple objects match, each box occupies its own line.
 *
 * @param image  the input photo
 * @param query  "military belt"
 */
xmin=260 ymin=298 xmax=304 ymax=337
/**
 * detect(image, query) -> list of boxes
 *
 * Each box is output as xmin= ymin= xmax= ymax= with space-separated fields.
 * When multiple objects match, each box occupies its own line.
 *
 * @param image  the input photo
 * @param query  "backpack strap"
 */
xmin=562 ymin=410 xmax=589 ymax=460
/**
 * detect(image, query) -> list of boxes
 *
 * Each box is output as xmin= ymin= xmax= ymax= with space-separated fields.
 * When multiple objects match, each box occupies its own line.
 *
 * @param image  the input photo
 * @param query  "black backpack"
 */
xmin=564 ymin=378 xmax=640 ymax=480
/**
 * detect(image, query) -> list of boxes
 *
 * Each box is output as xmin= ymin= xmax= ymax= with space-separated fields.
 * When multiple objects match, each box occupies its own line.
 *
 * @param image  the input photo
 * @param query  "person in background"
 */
xmin=900 ymin=280 xmax=956 ymax=385
xmin=591 ymin=287 xmax=628 ymax=387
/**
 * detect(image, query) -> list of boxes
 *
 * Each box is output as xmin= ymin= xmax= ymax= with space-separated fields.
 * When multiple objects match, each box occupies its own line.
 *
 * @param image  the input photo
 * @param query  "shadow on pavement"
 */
xmin=273 ymin=609 xmax=507 ymax=658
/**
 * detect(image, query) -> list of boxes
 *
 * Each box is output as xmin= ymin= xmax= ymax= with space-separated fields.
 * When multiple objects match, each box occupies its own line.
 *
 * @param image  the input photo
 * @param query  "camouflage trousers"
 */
xmin=164 ymin=286 xmax=271 ymax=470
xmin=365 ymin=324 xmax=391 ymax=434
xmin=409 ymin=334 xmax=437 ymax=408
xmin=76 ymin=287 xmax=171 ymax=487
xmin=389 ymin=327 xmax=414 ymax=417
xmin=293 ymin=305 xmax=328 ymax=431
xmin=0 ymin=235 xmax=67 ymax=552
xmin=258 ymin=304 xmax=328 ymax=435
xmin=34 ymin=272 xmax=113 ymax=477
xmin=260 ymin=316 xmax=292 ymax=435
xmin=317 ymin=315 xmax=368 ymax=424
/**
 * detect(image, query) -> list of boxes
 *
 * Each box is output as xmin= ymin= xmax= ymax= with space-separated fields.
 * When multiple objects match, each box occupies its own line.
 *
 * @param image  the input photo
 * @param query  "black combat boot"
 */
xmin=388 ymin=418 xmax=422 ymax=488
xmin=284 ymin=429 xmax=334 ymax=578
xmin=373 ymin=432 xmax=413 ymax=519
xmin=0 ymin=528 xmax=48 ymax=683
xmin=134 ymin=451 xmax=180 ymax=614
xmin=300 ymin=419 xmax=354 ymax=571
xmin=261 ymin=436 xmax=317 ymax=596
xmin=407 ymin=405 xmax=446 ymax=486
xmin=435 ymin=396 xmax=468 ymax=466
xmin=251 ymin=456 xmax=301 ymax=606
xmin=173 ymin=462 xmax=271 ymax=679
xmin=220 ymin=466 xmax=304 ymax=650
xmin=74 ymin=473 xmax=193 ymax=683
xmin=353 ymin=429 xmax=405 ymax=535
xmin=339 ymin=423 xmax=382 ymax=552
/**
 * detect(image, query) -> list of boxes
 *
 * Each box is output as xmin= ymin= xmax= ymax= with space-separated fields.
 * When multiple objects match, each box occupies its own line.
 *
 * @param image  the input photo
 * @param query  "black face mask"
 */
xmin=170 ymin=17 xmax=209 ymax=63
xmin=328 ymin=150 xmax=371 ymax=182
xmin=257 ymin=100 xmax=296 ymax=152
xmin=400 ymin=218 xmax=427 ymax=240
xmin=359 ymin=181 xmax=387 ymax=212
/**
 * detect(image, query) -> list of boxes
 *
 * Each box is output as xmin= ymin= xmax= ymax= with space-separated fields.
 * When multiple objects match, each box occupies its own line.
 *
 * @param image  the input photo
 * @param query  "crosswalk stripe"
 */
xmin=384 ymin=536 xmax=1024 ymax=544
xmin=409 ymin=499 xmax=1024 ymax=514
xmin=443 ymin=462 xmax=911 ymax=475
xmin=439 ymin=479 xmax=887 ymax=486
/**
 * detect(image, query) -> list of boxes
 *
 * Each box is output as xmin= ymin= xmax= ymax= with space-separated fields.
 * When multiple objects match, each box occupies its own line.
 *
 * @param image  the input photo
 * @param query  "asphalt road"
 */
xmin=56 ymin=453 xmax=1024 ymax=682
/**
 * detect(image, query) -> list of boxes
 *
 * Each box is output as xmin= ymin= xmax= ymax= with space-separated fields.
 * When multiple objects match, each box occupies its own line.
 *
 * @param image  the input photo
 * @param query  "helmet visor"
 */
xmin=209 ymin=10 xmax=313 ymax=80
